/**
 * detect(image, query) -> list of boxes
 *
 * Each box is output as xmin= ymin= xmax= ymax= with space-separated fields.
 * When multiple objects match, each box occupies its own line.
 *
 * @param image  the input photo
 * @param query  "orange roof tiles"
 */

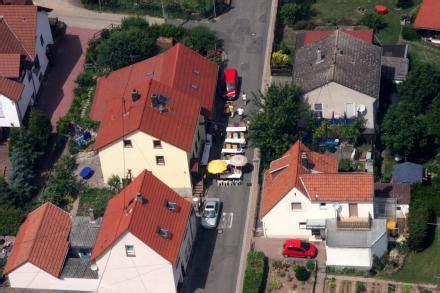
xmin=414 ymin=0 xmax=440 ymax=30
xmin=91 ymin=170 xmax=192 ymax=264
xmin=94 ymin=78 xmax=201 ymax=151
xmin=0 ymin=5 xmax=37 ymax=60
xmin=3 ymin=203 xmax=71 ymax=277
xmin=91 ymin=43 xmax=218 ymax=122
xmin=0 ymin=53 xmax=20 ymax=78
xmin=0 ymin=76 xmax=24 ymax=101
xmin=260 ymin=140 xmax=338 ymax=217
xmin=300 ymin=173 xmax=374 ymax=202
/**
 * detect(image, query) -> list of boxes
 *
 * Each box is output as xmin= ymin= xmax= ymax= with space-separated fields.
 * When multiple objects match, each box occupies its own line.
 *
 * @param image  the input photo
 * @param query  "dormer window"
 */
xmin=157 ymin=227 xmax=172 ymax=239
xmin=164 ymin=200 xmax=180 ymax=212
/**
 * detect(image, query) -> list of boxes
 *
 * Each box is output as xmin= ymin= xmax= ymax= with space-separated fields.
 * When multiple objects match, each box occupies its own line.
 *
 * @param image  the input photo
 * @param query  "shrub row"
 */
xmin=243 ymin=251 xmax=267 ymax=293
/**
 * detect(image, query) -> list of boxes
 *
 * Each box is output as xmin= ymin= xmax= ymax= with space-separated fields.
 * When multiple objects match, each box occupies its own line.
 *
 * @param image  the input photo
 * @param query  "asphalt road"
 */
xmin=175 ymin=0 xmax=271 ymax=292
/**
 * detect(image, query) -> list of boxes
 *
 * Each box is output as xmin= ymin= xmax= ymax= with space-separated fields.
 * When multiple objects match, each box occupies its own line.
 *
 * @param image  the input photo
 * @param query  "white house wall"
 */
xmin=0 ymin=95 xmax=20 ymax=127
xmin=325 ymin=246 xmax=372 ymax=268
xmin=7 ymin=262 xmax=99 ymax=291
xmin=95 ymin=232 xmax=176 ymax=293
xmin=304 ymin=82 xmax=376 ymax=131
xmin=261 ymin=187 xmax=374 ymax=238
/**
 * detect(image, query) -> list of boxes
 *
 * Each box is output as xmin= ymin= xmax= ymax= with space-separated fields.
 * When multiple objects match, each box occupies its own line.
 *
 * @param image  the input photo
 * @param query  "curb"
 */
xmin=235 ymin=148 xmax=261 ymax=293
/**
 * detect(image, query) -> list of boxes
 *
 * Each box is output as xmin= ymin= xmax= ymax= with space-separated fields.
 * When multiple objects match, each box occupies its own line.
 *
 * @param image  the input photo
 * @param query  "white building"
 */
xmin=4 ymin=170 xmax=197 ymax=292
xmin=0 ymin=4 xmax=53 ymax=128
xmin=293 ymin=29 xmax=382 ymax=134
xmin=260 ymin=140 xmax=375 ymax=239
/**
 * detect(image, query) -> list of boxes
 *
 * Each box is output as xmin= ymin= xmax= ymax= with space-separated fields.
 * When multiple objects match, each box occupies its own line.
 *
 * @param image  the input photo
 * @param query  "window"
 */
xmin=313 ymin=103 xmax=323 ymax=116
xmin=157 ymin=227 xmax=172 ymax=239
xmin=153 ymin=140 xmax=162 ymax=148
xmin=396 ymin=206 xmax=401 ymax=211
xmin=40 ymin=34 xmax=44 ymax=46
xmin=291 ymin=202 xmax=302 ymax=210
xmin=156 ymin=156 xmax=165 ymax=165
xmin=299 ymin=222 xmax=307 ymax=229
xmin=320 ymin=203 xmax=327 ymax=209
xmin=125 ymin=245 xmax=135 ymax=257
xmin=123 ymin=139 xmax=132 ymax=148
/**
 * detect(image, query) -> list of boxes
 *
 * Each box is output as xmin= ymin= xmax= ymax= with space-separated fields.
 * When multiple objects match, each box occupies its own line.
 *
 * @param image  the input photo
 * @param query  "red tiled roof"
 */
xmin=260 ymin=140 xmax=338 ymax=217
xmin=0 ymin=5 xmax=37 ymax=60
xmin=300 ymin=173 xmax=374 ymax=201
xmin=91 ymin=170 xmax=192 ymax=264
xmin=0 ymin=76 xmax=24 ymax=101
xmin=0 ymin=53 xmax=20 ymax=78
xmin=374 ymin=183 xmax=411 ymax=205
xmin=94 ymin=78 xmax=201 ymax=151
xmin=91 ymin=43 xmax=218 ymax=122
xmin=414 ymin=0 xmax=440 ymax=30
xmin=301 ymin=29 xmax=373 ymax=46
xmin=3 ymin=203 xmax=71 ymax=277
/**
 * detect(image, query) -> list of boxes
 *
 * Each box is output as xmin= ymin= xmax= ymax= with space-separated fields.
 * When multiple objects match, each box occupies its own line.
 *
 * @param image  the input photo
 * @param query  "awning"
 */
xmin=306 ymin=219 xmax=326 ymax=230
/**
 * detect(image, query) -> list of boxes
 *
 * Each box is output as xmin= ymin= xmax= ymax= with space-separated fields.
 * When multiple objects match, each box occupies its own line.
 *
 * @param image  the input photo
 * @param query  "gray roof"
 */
xmin=69 ymin=217 xmax=102 ymax=249
xmin=326 ymin=218 xmax=387 ymax=248
xmin=59 ymin=258 xmax=98 ymax=279
xmin=381 ymin=56 xmax=409 ymax=81
xmin=382 ymin=45 xmax=408 ymax=58
xmin=293 ymin=30 xmax=382 ymax=99
xmin=392 ymin=162 xmax=424 ymax=184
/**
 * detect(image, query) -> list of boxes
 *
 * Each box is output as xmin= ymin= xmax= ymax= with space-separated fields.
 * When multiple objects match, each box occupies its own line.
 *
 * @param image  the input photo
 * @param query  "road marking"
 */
xmin=219 ymin=212 xmax=234 ymax=230
xmin=227 ymin=213 xmax=234 ymax=229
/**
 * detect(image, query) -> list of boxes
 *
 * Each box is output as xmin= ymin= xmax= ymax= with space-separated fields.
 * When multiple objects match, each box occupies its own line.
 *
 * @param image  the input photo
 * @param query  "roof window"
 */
xmin=164 ymin=200 xmax=181 ymax=212
xmin=192 ymin=69 xmax=200 ymax=75
xmin=157 ymin=227 xmax=172 ymax=239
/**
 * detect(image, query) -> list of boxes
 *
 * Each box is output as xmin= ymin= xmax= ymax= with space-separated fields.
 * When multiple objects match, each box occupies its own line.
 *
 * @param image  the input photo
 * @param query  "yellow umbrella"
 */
xmin=387 ymin=219 xmax=396 ymax=230
xmin=207 ymin=160 xmax=228 ymax=174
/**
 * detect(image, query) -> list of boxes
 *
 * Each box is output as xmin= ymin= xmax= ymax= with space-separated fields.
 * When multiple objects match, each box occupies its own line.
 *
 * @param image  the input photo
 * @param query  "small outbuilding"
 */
xmin=392 ymin=162 xmax=425 ymax=184
xmin=326 ymin=218 xmax=388 ymax=269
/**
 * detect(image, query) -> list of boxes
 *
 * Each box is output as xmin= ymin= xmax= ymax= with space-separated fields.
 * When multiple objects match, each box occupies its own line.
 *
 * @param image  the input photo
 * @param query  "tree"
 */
xmin=27 ymin=108 xmax=52 ymax=154
xmin=182 ymin=26 xmax=217 ymax=56
xmin=360 ymin=13 xmax=386 ymax=30
xmin=424 ymin=96 xmax=440 ymax=138
xmin=0 ymin=208 xmax=23 ymax=235
xmin=248 ymin=83 xmax=311 ymax=165
xmin=107 ymin=174 xmax=122 ymax=192
xmin=40 ymin=156 xmax=78 ymax=208
xmin=121 ymin=16 xmax=150 ymax=31
xmin=295 ymin=265 xmax=310 ymax=281
xmin=407 ymin=202 xmax=435 ymax=251
xmin=280 ymin=3 xmax=302 ymax=26
xmin=0 ymin=177 xmax=15 ymax=208
xmin=381 ymin=101 xmax=427 ymax=157
xmin=397 ymin=0 xmax=412 ymax=8
xmin=96 ymin=27 xmax=158 ymax=71
xmin=398 ymin=62 xmax=440 ymax=112
xmin=402 ymin=24 xmax=419 ymax=41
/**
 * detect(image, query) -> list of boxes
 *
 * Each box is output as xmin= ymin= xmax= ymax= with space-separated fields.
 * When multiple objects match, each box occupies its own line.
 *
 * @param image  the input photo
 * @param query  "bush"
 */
xmin=305 ymin=260 xmax=315 ymax=271
xmin=182 ymin=26 xmax=217 ymax=56
xmin=295 ymin=265 xmax=310 ymax=281
xmin=0 ymin=208 xmax=23 ymax=235
xmin=397 ymin=0 xmax=413 ymax=8
xmin=78 ymin=187 xmax=114 ymax=217
xmin=338 ymin=158 xmax=353 ymax=172
xmin=271 ymin=50 xmax=290 ymax=65
xmin=243 ymin=251 xmax=267 ymax=293
xmin=407 ymin=202 xmax=435 ymax=251
xmin=267 ymin=279 xmax=283 ymax=291
xmin=360 ymin=13 xmax=386 ymax=30
xmin=280 ymin=42 xmax=291 ymax=55
xmin=159 ymin=23 xmax=187 ymax=39
xmin=402 ymin=24 xmax=419 ymax=41
xmin=107 ymin=175 xmax=122 ymax=192
xmin=75 ymin=70 xmax=96 ymax=88
xmin=356 ymin=281 xmax=366 ymax=293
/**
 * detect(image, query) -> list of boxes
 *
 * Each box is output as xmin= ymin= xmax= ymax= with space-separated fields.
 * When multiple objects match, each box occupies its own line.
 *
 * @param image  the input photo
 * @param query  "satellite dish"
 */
xmin=332 ymin=202 xmax=341 ymax=211
xmin=356 ymin=104 xmax=366 ymax=114
xmin=90 ymin=264 xmax=98 ymax=271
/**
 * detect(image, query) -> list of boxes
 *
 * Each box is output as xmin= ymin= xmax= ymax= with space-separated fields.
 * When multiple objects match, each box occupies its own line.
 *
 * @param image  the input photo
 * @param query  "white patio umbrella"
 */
xmin=229 ymin=154 xmax=248 ymax=167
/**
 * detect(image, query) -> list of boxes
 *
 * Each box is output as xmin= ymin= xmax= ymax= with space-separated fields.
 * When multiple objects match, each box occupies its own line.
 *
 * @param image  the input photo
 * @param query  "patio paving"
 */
xmin=75 ymin=150 xmax=104 ymax=188
xmin=37 ymin=26 xmax=96 ymax=129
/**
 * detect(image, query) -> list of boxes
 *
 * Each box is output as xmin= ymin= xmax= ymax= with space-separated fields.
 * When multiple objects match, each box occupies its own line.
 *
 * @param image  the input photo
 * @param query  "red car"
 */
xmin=223 ymin=68 xmax=238 ymax=99
xmin=282 ymin=239 xmax=317 ymax=259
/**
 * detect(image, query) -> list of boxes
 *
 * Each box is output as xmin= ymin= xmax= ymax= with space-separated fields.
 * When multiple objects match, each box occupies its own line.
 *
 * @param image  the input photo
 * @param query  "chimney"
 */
xmin=88 ymin=208 xmax=95 ymax=221
xmin=316 ymin=49 xmax=324 ymax=64
xmin=131 ymin=89 xmax=140 ymax=102
xmin=301 ymin=152 xmax=309 ymax=169
xmin=136 ymin=192 xmax=145 ymax=204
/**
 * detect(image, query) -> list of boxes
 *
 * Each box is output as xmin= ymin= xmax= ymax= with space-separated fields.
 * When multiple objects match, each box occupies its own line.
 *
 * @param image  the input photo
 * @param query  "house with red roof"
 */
xmin=91 ymin=43 xmax=218 ymax=197
xmin=91 ymin=169 xmax=197 ymax=292
xmin=4 ymin=170 xmax=197 ymax=292
xmin=260 ymin=140 xmax=387 ymax=268
xmin=0 ymin=4 xmax=53 ymax=128
xmin=414 ymin=0 xmax=440 ymax=40
xmin=294 ymin=29 xmax=381 ymax=135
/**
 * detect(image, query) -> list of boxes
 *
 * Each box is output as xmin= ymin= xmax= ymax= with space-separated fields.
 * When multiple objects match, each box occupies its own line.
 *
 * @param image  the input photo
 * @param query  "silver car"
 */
xmin=201 ymin=198 xmax=222 ymax=229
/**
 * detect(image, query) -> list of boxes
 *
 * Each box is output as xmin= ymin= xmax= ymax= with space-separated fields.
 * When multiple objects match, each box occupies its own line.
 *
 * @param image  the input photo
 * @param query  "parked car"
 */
xmin=282 ymin=239 xmax=317 ymax=259
xmin=223 ymin=68 xmax=238 ymax=99
xmin=201 ymin=198 xmax=222 ymax=229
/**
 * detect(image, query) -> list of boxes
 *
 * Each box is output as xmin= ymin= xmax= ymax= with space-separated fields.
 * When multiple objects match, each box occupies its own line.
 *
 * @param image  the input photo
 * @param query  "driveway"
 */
xmin=33 ymin=0 xmax=163 ymax=29
xmin=37 ymin=26 xmax=95 ymax=128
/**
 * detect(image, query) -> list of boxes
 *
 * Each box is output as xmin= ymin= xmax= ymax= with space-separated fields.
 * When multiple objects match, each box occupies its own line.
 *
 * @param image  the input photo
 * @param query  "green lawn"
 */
xmin=385 ymin=229 xmax=440 ymax=286
xmin=407 ymin=40 xmax=440 ymax=70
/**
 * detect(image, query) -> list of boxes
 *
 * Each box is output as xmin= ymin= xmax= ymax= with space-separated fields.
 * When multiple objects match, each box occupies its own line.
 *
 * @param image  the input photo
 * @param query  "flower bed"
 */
xmin=265 ymin=259 xmax=316 ymax=292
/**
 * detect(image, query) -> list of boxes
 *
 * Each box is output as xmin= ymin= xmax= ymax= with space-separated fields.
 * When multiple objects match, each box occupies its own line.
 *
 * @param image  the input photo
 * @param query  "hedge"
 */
xmin=243 ymin=251 xmax=267 ymax=293
xmin=0 ymin=208 xmax=23 ymax=235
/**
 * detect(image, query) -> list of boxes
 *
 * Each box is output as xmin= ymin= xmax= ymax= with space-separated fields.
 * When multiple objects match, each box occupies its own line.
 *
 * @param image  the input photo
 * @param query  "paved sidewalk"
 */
xmin=34 ymin=0 xmax=163 ymax=29
xmin=37 ymin=26 xmax=95 ymax=128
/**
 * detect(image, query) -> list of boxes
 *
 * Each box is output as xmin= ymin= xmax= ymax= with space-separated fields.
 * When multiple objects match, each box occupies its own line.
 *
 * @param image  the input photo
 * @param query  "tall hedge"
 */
xmin=243 ymin=251 xmax=267 ymax=293
xmin=407 ymin=202 xmax=435 ymax=251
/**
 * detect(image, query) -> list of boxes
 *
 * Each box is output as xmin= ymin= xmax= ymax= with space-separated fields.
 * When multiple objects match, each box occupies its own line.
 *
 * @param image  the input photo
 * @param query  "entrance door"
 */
xmin=349 ymin=203 xmax=358 ymax=217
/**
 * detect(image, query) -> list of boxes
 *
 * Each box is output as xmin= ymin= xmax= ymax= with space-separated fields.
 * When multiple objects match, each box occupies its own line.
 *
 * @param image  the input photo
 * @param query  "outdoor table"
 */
xmin=80 ymin=166 xmax=93 ymax=179
xmin=221 ymin=147 xmax=245 ymax=154
xmin=219 ymin=171 xmax=242 ymax=179
xmin=226 ymin=125 xmax=246 ymax=132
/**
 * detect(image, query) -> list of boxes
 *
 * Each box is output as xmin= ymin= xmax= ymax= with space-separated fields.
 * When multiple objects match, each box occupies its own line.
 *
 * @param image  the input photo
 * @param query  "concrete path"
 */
xmin=33 ymin=0 xmax=163 ymax=29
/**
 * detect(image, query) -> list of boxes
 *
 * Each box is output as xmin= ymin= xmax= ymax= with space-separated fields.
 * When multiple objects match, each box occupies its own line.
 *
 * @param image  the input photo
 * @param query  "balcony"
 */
xmin=336 ymin=214 xmax=372 ymax=230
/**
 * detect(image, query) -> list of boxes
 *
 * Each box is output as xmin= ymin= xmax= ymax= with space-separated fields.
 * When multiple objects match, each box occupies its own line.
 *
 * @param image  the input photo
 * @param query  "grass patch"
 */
xmin=407 ymin=40 xmax=440 ymax=70
xmin=77 ymin=187 xmax=114 ymax=218
xmin=382 ymin=151 xmax=395 ymax=182
xmin=385 ymin=228 xmax=440 ymax=285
